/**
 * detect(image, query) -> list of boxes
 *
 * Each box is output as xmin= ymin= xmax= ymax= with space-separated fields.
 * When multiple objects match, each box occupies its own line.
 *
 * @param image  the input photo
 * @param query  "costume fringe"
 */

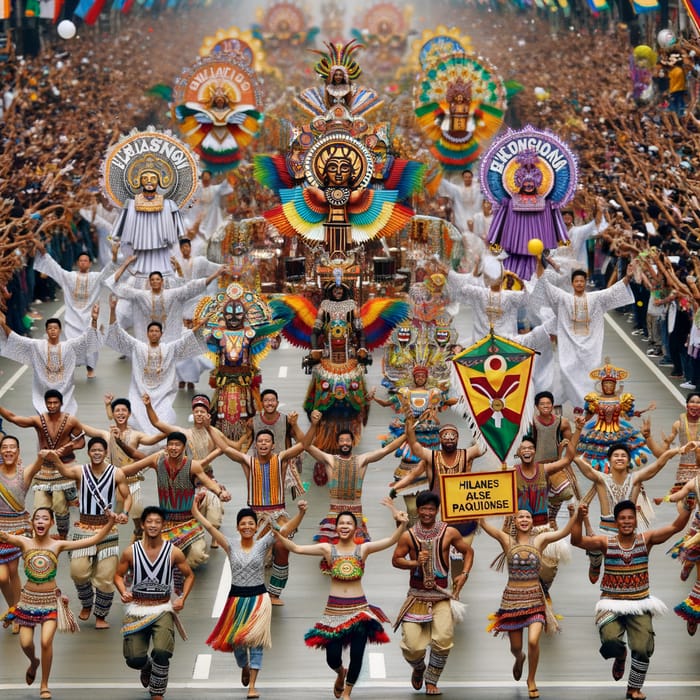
xmin=207 ymin=592 xmax=272 ymax=652
xmin=304 ymin=610 xmax=389 ymax=649
xmin=594 ymin=595 xmax=667 ymax=626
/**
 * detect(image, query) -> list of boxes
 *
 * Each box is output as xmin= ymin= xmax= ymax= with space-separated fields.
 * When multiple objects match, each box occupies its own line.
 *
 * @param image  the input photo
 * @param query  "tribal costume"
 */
xmin=108 ymin=429 xmax=146 ymax=528
xmin=316 ymin=456 xmax=369 ymax=545
xmin=70 ymin=463 xmax=120 ymax=620
xmin=1 ymin=549 xmax=77 ymax=630
xmin=487 ymin=537 xmax=555 ymax=635
xmin=33 ymin=413 xmax=81 ymax=539
xmin=596 ymin=534 xmax=666 ymax=694
xmin=122 ymin=540 xmax=181 ymax=699
xmin=672 ymin=476 xmax=700 ymax=625
xmin=307 ymin=545 xmax=389 ymax=690
xmin=247 ymin=454 xmax=289 ymax=598
xmin=430 ymin=449 xmax=477 ymax=539
xmin=395 ymin=521 xmax=455 ymax=690
xmin=155 ymin=453 xmax=207 ymax=575
xmin=0 ymin=460 xmax=30 ymax=565
xmin=674 ymin=413 xmax=700 ymax=504
xmin=207 ymin=532 xmax=273 ymax=665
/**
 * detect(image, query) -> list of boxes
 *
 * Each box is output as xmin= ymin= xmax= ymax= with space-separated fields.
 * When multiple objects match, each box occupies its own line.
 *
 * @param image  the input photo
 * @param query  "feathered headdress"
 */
xmin=311 ymin=39 xmax=363 ymax=82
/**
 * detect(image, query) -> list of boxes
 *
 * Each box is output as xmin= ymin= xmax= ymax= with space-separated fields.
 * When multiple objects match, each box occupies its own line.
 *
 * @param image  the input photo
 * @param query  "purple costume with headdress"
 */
xmin=487 ymin=149 xmax=569 ymax=281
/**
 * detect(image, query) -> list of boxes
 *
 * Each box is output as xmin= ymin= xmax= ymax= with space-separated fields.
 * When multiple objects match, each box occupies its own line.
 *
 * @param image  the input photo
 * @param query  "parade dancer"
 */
xmin=41 ymin=439 xmax=131 ymax=628
xmin=0 ymin=437 xmax=42 ymax=624
xmin=82 ymin=396 xmax=166 ymax=540
xmin=1 ymin=507 xmax=115 ymax=699
xmin=572 ymin=501 xmax=692 ymax=700
xmin=114 ymin=505 xmax=194 ymax=700
xmin=104 ymin=296 xmax=207 ymax=433
xmin=392 ymin=491 xmax=472 ymax=696
xmin=194 ymin=496 xmax=308 ymax=699
xmin=0 ymin=390 xmax=86 ymax=540
xmin=274 ymin=498 xmax=408 ymax=700
xmin=534 ymin=259 xmax=635 ymax=408
xmin=481 ymin=506 xmax=577 ymax=699
xmin=656 ymin=474 xmax=700 ymax=636
xmin=306 ymin=411 xmax=406 ymax=544
xmin=0 ymin=304 xmax=100 ymax=415
xmin=574 ymin=436 xmax=690 ymax=583
xmin=120 ymin=432 xmax=231 ymax=589
xmin=33 ymin=248 xmax=114 ymax=378
xmin=207 ymin=417 xmax=316 ymax=604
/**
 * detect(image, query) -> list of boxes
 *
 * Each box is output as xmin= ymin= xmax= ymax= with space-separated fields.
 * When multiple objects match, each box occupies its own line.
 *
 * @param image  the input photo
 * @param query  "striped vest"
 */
xmin=601 ymin=533 xmax=650 ymax=601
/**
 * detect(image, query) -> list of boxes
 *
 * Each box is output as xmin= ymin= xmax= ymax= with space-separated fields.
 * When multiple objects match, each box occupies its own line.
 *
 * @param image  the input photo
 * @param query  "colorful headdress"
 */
xmin=589 ymin=359 xmax=629 ymax=383
xmin=311 ymin=39 xmax=363 ymax=83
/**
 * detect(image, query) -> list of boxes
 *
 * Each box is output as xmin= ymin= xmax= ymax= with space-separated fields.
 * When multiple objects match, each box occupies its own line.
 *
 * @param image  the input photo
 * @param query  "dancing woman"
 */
xmin=0 ymin=505 xmax=115 ymax=699
xmin=192 ymin=495 xmax=308 ymax=699
xmin=272 ymin=498 xmax=408 ymax=700
xmin=480 ymin=506 xmax=576 ymax=699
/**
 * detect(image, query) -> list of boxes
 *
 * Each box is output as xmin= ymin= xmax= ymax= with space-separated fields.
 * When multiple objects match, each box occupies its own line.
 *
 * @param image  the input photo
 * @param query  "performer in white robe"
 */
xmin=107 ymin=256 xmax=221 ymax=343
xmin=104 ymin=298 xmax=206 ymax=434
xmin=446 ymin=267 xmax=527 ymax=344
xmin=535 ymin=261 xmax=635 ymax=408
xmin=437 ymin=169 xmax=483 ymax=235
xmin=33 ymin=250 xmax=114 ymax=375
xmin=181 ymin=172 xmax=232 ymax=257
xmin=0 ymin=305 xmax=101 ymax=415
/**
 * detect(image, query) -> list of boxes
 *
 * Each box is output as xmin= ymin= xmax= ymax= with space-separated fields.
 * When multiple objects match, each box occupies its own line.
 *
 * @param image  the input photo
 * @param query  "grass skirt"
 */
xmin=207 ymin=589 xmax=272 ymax=652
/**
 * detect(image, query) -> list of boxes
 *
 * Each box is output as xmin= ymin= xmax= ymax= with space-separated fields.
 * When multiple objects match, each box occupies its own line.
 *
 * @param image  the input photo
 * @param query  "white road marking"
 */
xmin=192 ymin=654 xmax=212 ymax=680
xmin=278 ymin=365 xmax=288 ymax=378
xmin=1 ymin=680 xmax=698 ymax=690
xmin=367 ymin=652 xmax=386 ymax=679
xmin=212 ymin=557 xmax=231 ymax=618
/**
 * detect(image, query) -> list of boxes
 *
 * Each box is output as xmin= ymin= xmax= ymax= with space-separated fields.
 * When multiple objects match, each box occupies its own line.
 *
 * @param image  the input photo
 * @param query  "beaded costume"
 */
xmin=305 ymin=545 xmax=389 ymax=649
xmin=0 ymin=461 xmax=30 ymax=565
xmin=5 ymin=550 xmax=59 ymax=628
xmin=487 ymin=538 xmax=552 ymax=635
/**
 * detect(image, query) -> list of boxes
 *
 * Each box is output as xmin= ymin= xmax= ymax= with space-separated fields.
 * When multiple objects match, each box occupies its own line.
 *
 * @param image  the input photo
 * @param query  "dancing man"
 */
xmin=114 ymin=505 xmax=194 ymax=700
xmin=571 ymin=501 xmax=692 ymax=700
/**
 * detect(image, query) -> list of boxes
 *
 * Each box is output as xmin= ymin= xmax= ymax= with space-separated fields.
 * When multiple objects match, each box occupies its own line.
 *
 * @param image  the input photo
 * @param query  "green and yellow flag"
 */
xmin=453 ymin=333 xmax=534 ymax=464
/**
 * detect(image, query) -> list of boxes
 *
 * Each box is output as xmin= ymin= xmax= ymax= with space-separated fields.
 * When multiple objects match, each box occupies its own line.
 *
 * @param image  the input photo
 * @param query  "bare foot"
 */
xmin=79 ymin=607 xmax=92 ymax=621
xmin=425 ymin=682 xmax=442 ymax=695
xmin=26 ymin=658 xmax=39 ymax=685
xmin=269 ymin=596 xmax=285 ymax=606
xmin=95 ymin=617 xmax=110 ymax=630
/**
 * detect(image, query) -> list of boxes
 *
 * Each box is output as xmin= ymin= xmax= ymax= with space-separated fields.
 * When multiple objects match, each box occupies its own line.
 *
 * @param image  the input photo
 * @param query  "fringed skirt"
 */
xmin=305 ymin=595 xmax=390 ymax=649
xmin=207 ymin=584 xmax=272 ymax=652
xmin=675 ymin=580 xmax=700 ymax=622
xmin=669 ymin=511 xmax=700 ymax=568
xmin=0 ymin=511 xmax=30 ymax=564
xmin=4 ymin=588 xmax=57 ymax=628
xmin=487 ymin=580 xmax=547 ymax=635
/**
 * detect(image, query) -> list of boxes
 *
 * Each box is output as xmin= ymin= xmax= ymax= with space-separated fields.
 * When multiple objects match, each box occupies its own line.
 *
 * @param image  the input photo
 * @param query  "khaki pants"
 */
xmin=599 ymin=612 xmax=655 ymax=662
xmin=123 ymin=612 xmax=175 ymax=665
xmin=400 ymin=598 xmax=454 ymax=662
xmin=33 ymin=489 xmax=68 ymax=516
xmin=70 ymin=554 xmax=117 ymax=593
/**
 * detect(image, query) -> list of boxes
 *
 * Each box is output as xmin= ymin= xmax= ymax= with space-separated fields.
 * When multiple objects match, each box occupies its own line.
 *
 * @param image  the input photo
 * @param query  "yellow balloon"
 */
xmin=527 ymin=238 xmax=544 ymax=256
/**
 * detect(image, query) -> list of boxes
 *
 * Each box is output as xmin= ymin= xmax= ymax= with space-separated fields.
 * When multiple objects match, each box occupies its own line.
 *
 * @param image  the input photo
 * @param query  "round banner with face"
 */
xmin=303 ymin=132 xmax=374 ymax=191
xmin=102 ymin=128 xmax=199 ymax=209
xmin=479 ymin=125 xmax=578 ymax=207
